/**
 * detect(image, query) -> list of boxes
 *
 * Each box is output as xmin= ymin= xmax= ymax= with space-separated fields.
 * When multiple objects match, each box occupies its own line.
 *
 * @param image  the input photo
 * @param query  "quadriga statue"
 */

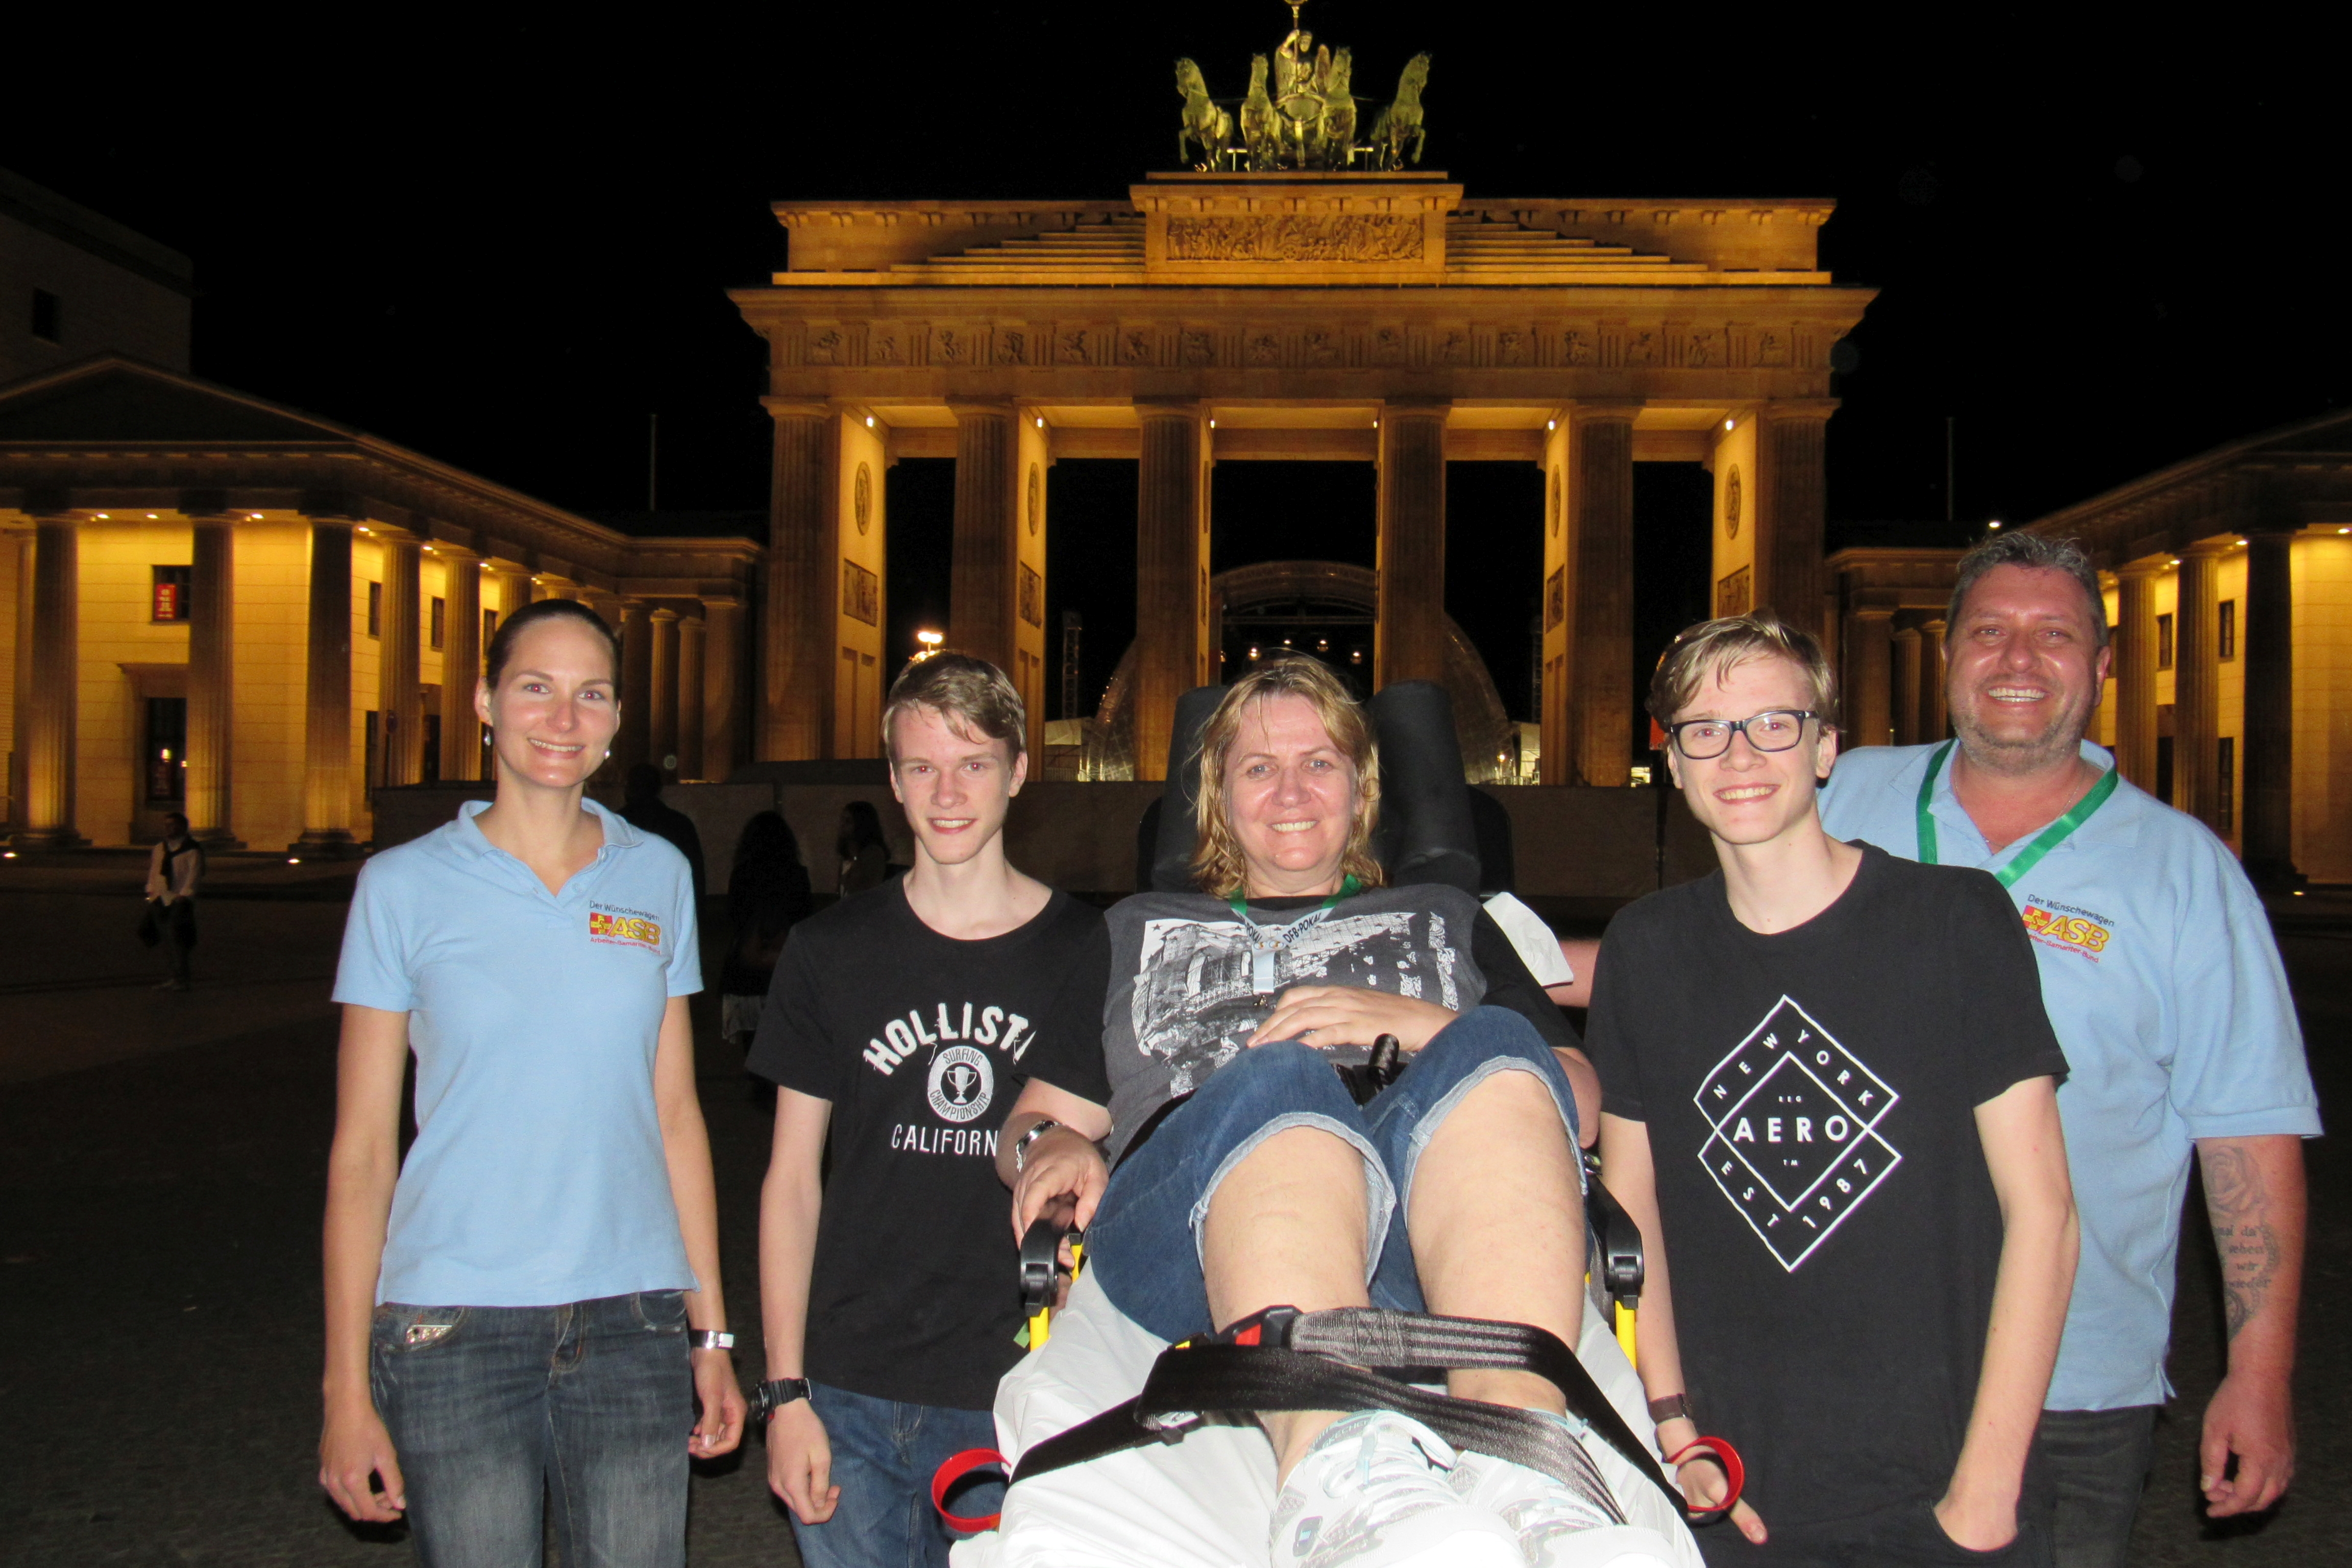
xmin=1367 ymin=52 xmax=1432 ymax=169
xmin=1174 ymin=58 xmax=1234 ymax=168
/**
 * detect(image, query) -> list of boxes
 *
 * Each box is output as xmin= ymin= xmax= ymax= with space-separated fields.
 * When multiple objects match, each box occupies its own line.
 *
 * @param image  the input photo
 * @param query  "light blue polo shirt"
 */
xmin=1821 ymin=740 xmax=2319 ymax=1409
xmin=334 ymin=798 xmax=702 ymax=1308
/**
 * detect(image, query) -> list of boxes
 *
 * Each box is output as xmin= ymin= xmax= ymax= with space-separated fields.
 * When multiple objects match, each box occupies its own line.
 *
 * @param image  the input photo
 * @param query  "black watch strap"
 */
xmin=755 ymin=1377 xmax=814 ymax=1421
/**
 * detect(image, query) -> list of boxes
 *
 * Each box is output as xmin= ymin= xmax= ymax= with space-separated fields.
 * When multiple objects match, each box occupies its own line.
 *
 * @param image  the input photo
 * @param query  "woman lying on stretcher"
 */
xmin=990 ymin=657 xmax=1663 ymax=1568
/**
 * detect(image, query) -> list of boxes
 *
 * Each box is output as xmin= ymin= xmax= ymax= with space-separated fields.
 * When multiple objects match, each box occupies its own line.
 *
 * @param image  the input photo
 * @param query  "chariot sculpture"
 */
xmin=1174 ymin=2 xmax=1429 ymax=173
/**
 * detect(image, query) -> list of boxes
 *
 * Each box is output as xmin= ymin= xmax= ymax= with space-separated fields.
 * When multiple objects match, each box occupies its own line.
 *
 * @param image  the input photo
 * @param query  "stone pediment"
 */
xmin=0 ymin=356 xmax=353 ymax=446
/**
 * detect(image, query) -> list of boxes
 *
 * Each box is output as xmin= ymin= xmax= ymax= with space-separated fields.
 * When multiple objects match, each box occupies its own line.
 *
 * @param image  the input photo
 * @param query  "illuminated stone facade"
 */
xmin=732 ymin=173 xmax=1876 ymax=783
xmin=0 ymin=359 xmax=758 ymax=850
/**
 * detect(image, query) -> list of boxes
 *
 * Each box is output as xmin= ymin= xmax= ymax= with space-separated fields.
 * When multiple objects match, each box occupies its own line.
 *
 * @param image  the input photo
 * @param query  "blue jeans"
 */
xmin=371 ymin=1291 xmax=692 ymax=1568
xmin=789 ymin=1383 xmax=1003 ymax=1568
xmin=1087 ymin=1005 xmax=1582 ymax=1341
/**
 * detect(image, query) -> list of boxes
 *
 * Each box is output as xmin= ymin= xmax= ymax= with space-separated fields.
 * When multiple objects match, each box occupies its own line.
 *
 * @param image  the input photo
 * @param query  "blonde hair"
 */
xmin=1191 ymin=657 xmax=1386 ymax=897
xmin=1647 ymin=612 xmax=1841 ymax=730
xmin=883 ymin=653 xmax=1026 ymax=763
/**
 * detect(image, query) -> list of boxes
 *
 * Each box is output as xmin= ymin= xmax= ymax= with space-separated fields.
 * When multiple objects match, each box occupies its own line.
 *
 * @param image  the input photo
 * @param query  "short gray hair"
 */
xmin=1946 ymin=533 xmax=2109 ymax=649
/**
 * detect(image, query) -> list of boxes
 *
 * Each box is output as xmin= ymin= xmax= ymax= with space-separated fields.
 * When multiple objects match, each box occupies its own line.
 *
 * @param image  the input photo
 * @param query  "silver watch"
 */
xmin=688 ymin=1330 xmax=734 ymax=1352
xmin=1012 ymin=1118 xmax=1063 ymax=1172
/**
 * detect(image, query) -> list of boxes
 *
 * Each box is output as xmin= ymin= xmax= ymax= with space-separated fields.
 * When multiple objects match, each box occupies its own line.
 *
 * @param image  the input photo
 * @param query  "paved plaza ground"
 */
xmin=0 ymin=859 xmax=2343 ymax=1566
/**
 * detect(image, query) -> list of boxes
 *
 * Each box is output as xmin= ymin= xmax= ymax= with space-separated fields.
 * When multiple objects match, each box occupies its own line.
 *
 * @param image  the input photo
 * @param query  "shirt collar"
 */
xmin=452 ymin=795 xmax=639 ymax=857
xmin=1920 ymin=736 xmax=2136 ymax=862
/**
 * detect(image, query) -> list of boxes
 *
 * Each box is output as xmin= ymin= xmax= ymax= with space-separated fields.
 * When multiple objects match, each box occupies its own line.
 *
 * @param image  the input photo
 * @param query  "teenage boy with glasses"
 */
xmin=1583 ymin=614 xmax=2079 ymax=1566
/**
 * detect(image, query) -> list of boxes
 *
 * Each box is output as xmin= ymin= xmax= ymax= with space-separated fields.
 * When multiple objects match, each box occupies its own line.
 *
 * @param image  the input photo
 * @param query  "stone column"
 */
xmin=1754 ymin=404 xmax=1833 ymax=639
xmin=1134 ymin=401 xmax=1207 ymax=782
xmin=1849 ymin=606 xmax=1895 ymax=747
xmin=14 ymin=512 xmax=82 ymax=847
xmin=949 ymin=400 xmax=1021 ymax=675
xmin=2240 ymin=529 xmax=2299 ymax=887
xmin=2112 ymin=559 xmax=2163 ymax=792
xmin=375 ymin=528 xmax=423 ymax=789
xmin=677 ymin=609 xmax=707 ymax=781
xmin=649 ymin=606 xmax=680 ymax=776
xmin=702 ymin=595 xmax=745 ymax=784
xmin=2172 ymin=541 xmax=2228 ymax=828
xmin=7 ymin=533 xmax=32 ymax=832
xmin=437 ymin=546 xmax=483 ymax=779
xmin=491 ymin=564 xmax=534 ymax=631
xmin=1892 ymin=624 xmax=1922 ymax=747
xmin=1376 ymin=402 xmax=1451 ymax=690
xmin=618 ymin=599 xmax=652 ymax=772
xmin=185 ymin=513 xmax=238 ymax=843
xmin=1920 ymin=619 xmax=1949 ymax=743
xmin=298 ymin=516 xmax=357 ymax=852
xmin=764 ymin=401 xmax=832 ymax=760
xmin=1571 ymin=408 xmax=1637 ymax=787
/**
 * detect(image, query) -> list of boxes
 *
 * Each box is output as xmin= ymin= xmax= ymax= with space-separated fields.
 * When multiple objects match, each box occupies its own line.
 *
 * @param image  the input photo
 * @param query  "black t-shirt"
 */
xmin=1583 ymin=844 xmax=2067 ymax=1531
xmin=748 ymin=881 xmax=1113 ymax=1409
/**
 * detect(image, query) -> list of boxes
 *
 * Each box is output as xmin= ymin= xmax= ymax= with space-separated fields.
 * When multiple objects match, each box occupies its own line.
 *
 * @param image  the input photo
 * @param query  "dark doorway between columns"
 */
xmin=1211 ymin=462 xmax=1379 ymax=694
xmin=1631 ymin=464 xmax=1716 ymax=768
xmin=1444 ymin=464 xmax=1544 ymax=725
xmin=1044 ymin=460 xmax=1138 ymax=722
xmin=884 ymin=458 xmax=954 ymax=684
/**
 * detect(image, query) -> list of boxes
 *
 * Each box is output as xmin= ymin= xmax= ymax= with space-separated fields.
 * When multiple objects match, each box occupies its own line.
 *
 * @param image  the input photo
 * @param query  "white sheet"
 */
xmin=957 ymin=1272 xmax=1703 ymax=1568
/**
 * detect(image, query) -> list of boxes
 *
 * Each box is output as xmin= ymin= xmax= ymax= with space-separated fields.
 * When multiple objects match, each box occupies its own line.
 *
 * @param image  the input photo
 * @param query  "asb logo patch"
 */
xmin=589 ymin=906 xmax=663 ymax=951
xmin=2021 ymin=899 xmax=2112 ymax=961
xmin=1694 ymin=996 xmax=1901 ymax=1272
xmin=927 ymin=1045 xmax=994 ymax=1123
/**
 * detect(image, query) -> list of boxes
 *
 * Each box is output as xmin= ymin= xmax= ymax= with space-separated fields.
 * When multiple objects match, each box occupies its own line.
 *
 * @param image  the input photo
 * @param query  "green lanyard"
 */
xmin=1916 ymin=740 xmax=2119 ymax=889
xmin=1229 ymin=875 xmax=1360 ymax=995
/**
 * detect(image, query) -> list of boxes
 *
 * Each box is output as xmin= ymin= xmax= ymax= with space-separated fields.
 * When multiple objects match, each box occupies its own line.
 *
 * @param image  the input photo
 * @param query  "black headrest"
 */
xmin=1135 ymin=679 xmax=1497 ymax=897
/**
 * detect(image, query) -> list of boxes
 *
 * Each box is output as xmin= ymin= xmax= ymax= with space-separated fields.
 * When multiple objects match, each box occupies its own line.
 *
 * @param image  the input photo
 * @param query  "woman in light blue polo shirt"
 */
xmin=317 ymin=599 xmax=746 ymax=1567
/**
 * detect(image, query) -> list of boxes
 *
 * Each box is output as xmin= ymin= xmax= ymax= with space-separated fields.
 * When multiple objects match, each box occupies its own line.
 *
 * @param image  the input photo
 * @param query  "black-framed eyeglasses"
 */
xmin=1663 ymin=709 xmax=1820 ymax=760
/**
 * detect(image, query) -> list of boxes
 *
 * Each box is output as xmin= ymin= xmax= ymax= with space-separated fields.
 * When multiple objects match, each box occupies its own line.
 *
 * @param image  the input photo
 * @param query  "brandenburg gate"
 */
xmin=732 ymin=172 xmax=1874 ymax=782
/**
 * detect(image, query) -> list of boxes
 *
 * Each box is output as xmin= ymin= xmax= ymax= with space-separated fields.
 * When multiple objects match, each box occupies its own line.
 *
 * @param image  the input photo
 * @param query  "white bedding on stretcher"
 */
xmin=954 ymin=1272 xmax=1704 ymax=1568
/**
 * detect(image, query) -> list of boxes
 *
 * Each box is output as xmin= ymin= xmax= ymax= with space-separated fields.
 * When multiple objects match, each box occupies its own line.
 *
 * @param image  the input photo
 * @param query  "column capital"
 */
xmin=699 ymin=592 xmax=745 ymax=610
xmin=946 ymin=397 xmax=1018 ymax=422
xmin=1566 ymin=401 xmax=1644 ymax=425
xmin=427 ymin=540 xmax=483 ymax=563
xmin=364 ymin=522 xmax=424 ymax=546
xmin=1134 ymin=397 xmax=1206 ymax=421
xmin=2113 ymin=555 xmax=2169 ymax=580
xmin=1853 ymin=604 xmax=1897 ymax=623
xmin=2182 ymin=536 xmax=2237 ymax=559
xmin=649 ymin=605 xmax=680 ymax=624
xmin=1891 ymin=622 xmax=1922 ymax=642
xmin=762 ymin=397 xmax=831 ymax=422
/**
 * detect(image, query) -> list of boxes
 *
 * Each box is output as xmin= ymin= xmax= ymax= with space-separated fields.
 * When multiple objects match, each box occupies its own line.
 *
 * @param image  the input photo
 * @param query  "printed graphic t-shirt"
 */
xmin=1102 ymin=881 xmax=1577 ymax=1160
xmin=749 ymin=882 xmax=1112 ymax=1409
xmin=1583 ymin=845 xmax=2068 ymax=1530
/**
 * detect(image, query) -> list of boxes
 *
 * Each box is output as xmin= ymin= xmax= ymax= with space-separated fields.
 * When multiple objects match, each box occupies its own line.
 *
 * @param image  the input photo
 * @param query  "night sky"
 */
xmin=9 ymin=9 xmax=2342 ymax=721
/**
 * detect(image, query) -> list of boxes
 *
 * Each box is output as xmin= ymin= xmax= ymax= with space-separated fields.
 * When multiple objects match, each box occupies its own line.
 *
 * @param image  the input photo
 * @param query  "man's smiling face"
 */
xmin=1946 ymin=564 xmax=2113 ymax=773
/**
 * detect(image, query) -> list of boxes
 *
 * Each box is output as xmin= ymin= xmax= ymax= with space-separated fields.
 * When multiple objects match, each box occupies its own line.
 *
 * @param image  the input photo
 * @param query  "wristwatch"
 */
xmin=755 ymin=1377 xmax=814 ymax=1422
xmin=1012 ymin=1118 xmax=1063 ymax=1172
xmin=1647 ymin=1392 xmax=1693 ymax=1426
xmin=688 ymin=1330 xmax=734 ymax=1352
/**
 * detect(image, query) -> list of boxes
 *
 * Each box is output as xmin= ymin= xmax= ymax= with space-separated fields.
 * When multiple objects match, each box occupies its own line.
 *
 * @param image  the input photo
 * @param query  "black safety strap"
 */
xmin=1007 ymin=1306 xmax=1679 ymax=1520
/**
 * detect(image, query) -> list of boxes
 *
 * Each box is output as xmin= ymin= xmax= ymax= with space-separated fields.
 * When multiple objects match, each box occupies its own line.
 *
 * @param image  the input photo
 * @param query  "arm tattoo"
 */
xmin=2204 ymin=1144 xmax=2281 ymax=1342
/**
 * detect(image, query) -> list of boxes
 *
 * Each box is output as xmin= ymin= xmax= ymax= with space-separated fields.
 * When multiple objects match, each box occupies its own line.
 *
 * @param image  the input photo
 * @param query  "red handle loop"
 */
xmin=1664 ymin=1435 xmax=1746 ymax=1520
xmin=930 ymin=1448 xmax=1008 ymax=1534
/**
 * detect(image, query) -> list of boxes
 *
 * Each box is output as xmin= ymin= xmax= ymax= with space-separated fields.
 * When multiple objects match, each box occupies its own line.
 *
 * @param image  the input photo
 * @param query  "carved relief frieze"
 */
xmin=1495 ymin=328 xmax=1531 ymax=367
xmin=1755 ymin=330 xmax=1791 ymax=368
xmin=1245 ymin=330 xmax=1282 ymax=366
xmin=1371 ymin=326 xmax=1408 ymax=366
xmin=1681 ymin=329 xmax=1722 ymax=368
xmin=1056 ymin=327 xmax=1092 ymax=365
xmin=1303 ymin=328 xmax=1343 ymax=367
xmin=1562 ymin=330 xmax=1596 ymax=366
xmin=1165 ymin=213 xmax=1425 ymax=263
xmin=1439 ymin=329 xmax=1472 ymax=366
xmin=869 ymin=327 xmax=907 ymax=366
xmin=995 ymin=327 xmax=1029 ymax=365
xmin=1181 ymin=328 xmax=1215 ymax=366
xmin=1118 ymin=327 xmax=1156 ymax=366
xmin=808 ymin=328 xmax=845 ymax=365
xmin=1621 ymin=330 xmax=1659 ymax=368
xmin=937 ymin=326 xmax=982 ymax=365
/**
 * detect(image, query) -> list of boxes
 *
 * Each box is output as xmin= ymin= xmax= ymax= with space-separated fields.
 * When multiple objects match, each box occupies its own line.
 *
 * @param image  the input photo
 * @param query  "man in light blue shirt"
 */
xmin=1820 ymin=532 xmax=2318 ymax=1568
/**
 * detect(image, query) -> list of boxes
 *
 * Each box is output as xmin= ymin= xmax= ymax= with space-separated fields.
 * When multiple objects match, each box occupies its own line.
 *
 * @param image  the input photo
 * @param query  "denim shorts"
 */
xmin=1084 ymin=1005 xmax=1582 ymax=1343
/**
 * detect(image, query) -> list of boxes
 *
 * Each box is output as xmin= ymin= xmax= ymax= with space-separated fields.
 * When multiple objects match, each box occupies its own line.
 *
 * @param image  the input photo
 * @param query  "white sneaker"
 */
xmin=1450 ymin=1414 xmax=1665 ymax=1567
xmin=1270 ymin=1410 xmax=1526 ymax=1568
